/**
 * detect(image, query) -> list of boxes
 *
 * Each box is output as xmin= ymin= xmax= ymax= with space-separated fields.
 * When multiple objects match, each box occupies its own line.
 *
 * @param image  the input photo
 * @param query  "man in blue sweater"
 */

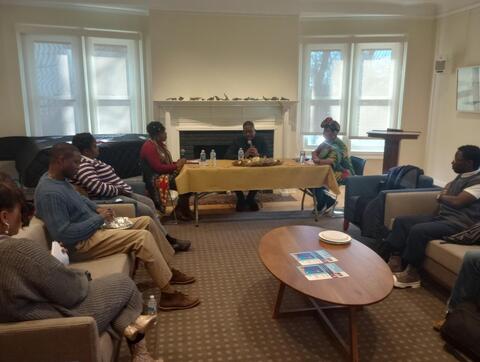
xmin=35 ymin=143 xmax=199 ymax=311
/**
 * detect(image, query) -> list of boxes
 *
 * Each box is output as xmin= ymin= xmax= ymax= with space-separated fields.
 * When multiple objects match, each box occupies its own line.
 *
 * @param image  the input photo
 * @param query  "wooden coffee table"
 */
xmin=258 ymin=226 xmax=393 ymax=362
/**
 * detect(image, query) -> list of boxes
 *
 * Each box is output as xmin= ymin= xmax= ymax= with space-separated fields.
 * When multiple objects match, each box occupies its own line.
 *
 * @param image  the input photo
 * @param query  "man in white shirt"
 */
xmin=385 ymin=145 xmax=480 ymax=288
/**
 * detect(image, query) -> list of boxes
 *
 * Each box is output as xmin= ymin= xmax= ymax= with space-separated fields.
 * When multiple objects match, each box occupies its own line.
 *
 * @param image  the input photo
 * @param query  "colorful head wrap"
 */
xmin=320 ymin=117 xmax=340 ymax=133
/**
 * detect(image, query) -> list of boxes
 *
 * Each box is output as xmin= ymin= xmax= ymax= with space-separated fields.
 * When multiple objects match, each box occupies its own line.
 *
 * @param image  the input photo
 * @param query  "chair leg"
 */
xmin=343 ymin=219 xmax=349 ymax=231
xmin=300 ymin=189 xmax=306 ymax=211
xmin=167 ymin=192 xmax=178 ymax=224
xmin=258 ymin=190 xmax=263 ymax=208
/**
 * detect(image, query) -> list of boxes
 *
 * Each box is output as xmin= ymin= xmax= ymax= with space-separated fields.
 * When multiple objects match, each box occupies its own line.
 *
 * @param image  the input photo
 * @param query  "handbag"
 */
xmin=443 ymin=223 xmax=480 ymax=245
xmin=441 ymin=301 xmax=480 ymax=360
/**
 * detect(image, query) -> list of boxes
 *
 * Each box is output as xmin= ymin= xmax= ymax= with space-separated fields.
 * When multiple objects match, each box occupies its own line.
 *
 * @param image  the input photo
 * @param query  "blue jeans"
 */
xmin=311 ymin=187 xmax=335 ymax=211
xmin=449 ymin=251 xmax=480 ymax=310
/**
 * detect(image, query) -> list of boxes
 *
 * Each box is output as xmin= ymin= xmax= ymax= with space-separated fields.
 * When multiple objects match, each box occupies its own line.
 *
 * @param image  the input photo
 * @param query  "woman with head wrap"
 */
xmin=311 ymin=117 xmax=355 ymax=213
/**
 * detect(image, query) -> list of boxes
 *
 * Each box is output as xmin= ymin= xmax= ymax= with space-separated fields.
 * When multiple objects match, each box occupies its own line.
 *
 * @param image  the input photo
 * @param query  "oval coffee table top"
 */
xmin=259 ymin=225 xmax=393 ymax=306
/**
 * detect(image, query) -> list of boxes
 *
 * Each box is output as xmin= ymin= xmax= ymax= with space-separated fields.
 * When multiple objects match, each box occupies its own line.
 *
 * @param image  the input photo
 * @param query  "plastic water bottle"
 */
xmin=210 ymin=149 xmax=217 ymax=167
xmin=200 ymin=149 xmax=207 ymax=166
xmin=238 ymin=148 xmax=245 ymax=160
xmin=147 ymin=295 xmax=157 ymax=315
xmin=299 ymin=150 xmax=306 ymax=164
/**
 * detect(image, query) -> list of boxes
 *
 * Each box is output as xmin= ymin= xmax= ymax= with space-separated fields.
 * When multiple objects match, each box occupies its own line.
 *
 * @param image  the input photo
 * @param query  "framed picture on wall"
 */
xmin=457 ymin=65 xmax=480 ymax=113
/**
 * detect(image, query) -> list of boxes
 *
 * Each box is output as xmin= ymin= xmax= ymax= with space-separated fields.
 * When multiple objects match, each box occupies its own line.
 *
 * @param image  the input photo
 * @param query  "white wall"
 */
xmin=148 ymin=11 xmax=300 ymax=157
xmin=149 ymin=12 xmax=299 ymax=101
xmin=426 ymin=7 xmax=480 ymax=185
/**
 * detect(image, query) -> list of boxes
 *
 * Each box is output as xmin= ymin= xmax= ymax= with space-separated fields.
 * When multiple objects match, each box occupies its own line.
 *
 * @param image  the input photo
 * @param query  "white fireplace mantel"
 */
xmin=153 ymin=100 xmax=298 ymax=159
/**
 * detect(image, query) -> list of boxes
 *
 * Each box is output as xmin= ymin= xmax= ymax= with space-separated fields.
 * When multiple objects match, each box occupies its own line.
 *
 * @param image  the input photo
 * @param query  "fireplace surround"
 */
xmin=154 ymin=100 xmax=297 ymax=159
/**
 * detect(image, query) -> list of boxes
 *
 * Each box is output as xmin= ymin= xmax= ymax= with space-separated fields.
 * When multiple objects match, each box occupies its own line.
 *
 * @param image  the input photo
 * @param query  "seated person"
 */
xmin=35 ymin=143 xmax=200 ymax=310
xmin=225 ymin=121 xmax=270 ymax=211
xmin=434 ymin=250 xmax=480 ymax=331
xmin=385 ymin=145 xmax=480 ymax=288
xmin=70 ymin=132 xmax=190 ymax=252
xmin=311 ymin=117 xmax=355 ymax=213
xmin=0 ymin=181 xmax=160 ymax=362
xmin=140 ymin=122 xmax=193 ymax=221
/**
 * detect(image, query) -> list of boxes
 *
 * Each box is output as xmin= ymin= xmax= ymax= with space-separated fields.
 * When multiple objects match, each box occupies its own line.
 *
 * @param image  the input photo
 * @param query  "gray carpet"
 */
xmin=119 ymin=214 xmax=457 ymax=362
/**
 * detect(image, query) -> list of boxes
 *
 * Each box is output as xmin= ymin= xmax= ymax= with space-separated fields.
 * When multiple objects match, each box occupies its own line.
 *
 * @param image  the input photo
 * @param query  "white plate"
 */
xmin=104 ymin=217 xmax=134 ymax=230
xmin=318 ymin=230 xmax=352 ymax=244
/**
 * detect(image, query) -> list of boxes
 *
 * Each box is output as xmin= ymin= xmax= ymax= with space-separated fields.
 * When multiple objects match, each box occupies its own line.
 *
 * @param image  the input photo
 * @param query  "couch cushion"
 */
xmin=425 ymin=239 xmax=480 ymax=274
xmin=14 ymin=217 xmax=49 ymax=250
xmin=69 ymin=253 xmax=132 ymax=279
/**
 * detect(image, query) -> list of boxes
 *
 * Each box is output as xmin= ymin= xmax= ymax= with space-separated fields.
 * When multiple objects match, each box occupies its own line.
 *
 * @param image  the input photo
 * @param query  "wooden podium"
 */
xmin=367 ymin=130 xmax=420 ymax=173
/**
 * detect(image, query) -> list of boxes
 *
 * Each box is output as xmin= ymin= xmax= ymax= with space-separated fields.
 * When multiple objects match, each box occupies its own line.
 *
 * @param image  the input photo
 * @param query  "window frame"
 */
xmin=299 ymin=37 xmax=406 ymax=155
xmin=21 ymin=33 xmax=88 ymax=136
xmin=301 ymin=43 xmax=351 ymax=137
xmin=17 ymin=24 xmax=145 ymax=136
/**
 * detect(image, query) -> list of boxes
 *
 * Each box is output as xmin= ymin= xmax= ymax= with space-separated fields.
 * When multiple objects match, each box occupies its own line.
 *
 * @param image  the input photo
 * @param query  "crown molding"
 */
xmin=0 ymin=1 xmax=149 ymax=16
xmin=436 ymin=1 xmax=480 ymax=19
xmin=2 ymin=0 xmax=479 ymax=19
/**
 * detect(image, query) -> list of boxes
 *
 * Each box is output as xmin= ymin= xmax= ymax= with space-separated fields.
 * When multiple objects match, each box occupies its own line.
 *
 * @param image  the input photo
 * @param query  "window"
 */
xmin=301 ymin=39 xmax=405 ymax=153
xmin=19 ymin=27 xmax=144 ymax=136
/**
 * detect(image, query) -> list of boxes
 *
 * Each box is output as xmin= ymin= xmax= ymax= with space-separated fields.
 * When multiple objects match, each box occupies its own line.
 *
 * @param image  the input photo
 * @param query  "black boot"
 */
xmin=246 ymin=191 xmax=259 ymax=211
xmin=166 ymin=234 xmax=191 ymax=252
xmin=235 ymin=191 xmax=247 ymax=211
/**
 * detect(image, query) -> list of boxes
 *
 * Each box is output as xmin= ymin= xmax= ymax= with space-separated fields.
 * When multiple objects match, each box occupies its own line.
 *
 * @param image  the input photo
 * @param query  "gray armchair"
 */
xmin=343 ymin=174 xmax=438 ymax=234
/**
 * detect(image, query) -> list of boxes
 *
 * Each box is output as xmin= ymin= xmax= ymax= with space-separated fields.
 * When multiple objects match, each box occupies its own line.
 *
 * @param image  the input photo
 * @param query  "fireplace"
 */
xmin=154 ymin=100 xmax=298 ymax=159
xmin=179 ymin=130 xmax=274 ymax=159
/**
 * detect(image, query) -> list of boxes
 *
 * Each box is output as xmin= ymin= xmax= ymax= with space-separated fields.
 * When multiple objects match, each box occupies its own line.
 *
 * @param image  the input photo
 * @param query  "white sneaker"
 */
xmin=324 ymin=201 xmax=338 ymax=216
xmin=393 ymin=265 xmax=421 ymax=288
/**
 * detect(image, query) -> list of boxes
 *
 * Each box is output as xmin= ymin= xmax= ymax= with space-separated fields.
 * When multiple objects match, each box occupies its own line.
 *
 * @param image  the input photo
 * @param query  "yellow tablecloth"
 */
xmin=175 ymin=159 xmax=339 ymax=195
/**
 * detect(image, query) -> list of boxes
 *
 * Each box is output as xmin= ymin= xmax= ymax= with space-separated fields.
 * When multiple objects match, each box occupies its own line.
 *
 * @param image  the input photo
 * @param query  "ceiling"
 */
xmin=1 ymin=0 xmax=480 ymax=17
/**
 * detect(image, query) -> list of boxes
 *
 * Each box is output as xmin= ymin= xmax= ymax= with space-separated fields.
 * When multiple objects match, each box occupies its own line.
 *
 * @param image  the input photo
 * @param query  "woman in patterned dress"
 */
xmin=311 ymin=117 xmax=355 ymax=213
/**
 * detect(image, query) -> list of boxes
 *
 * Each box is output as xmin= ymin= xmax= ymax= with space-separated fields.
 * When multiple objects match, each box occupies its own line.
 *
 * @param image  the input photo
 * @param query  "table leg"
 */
xmin=194 ymin=193 xmax=199 ymax=227
xmin=312 ymin=192 xmax=319 ymax=222
xmin=382 ymin=138 xmax=401 ymax=173
xmin=349 ymin=307 xmax=359 ymax=362
xmin=273 ymin=282 xmax=286 ymax=319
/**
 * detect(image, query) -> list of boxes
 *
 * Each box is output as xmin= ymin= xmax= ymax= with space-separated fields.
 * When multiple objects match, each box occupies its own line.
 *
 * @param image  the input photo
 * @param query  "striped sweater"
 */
xmin=71 ymin=156 xmax=132 ymax=198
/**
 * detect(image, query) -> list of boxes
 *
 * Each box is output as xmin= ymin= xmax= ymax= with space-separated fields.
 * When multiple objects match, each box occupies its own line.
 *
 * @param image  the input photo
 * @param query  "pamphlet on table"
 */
xmin=291 ymin=248 xmax=349 ymax=280
xmin=290 ymin=249 xmax=337 ymax=265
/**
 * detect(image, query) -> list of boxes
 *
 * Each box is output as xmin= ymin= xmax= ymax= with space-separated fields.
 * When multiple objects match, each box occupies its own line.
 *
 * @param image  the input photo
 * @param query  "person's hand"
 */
xmin=176 ymin=158 xmax=187 ymax=171
xmin=245 ymin=147 xmax=259 ymax=157
xmin=118 ymin=187 xmax=131 ymax=196
xmin=97 ymin=207 xmax=115 ymax=222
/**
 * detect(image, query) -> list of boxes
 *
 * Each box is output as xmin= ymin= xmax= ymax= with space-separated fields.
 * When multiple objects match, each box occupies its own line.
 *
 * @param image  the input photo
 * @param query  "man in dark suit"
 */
xmin=225 ymin=121 xmax=271 ymax=211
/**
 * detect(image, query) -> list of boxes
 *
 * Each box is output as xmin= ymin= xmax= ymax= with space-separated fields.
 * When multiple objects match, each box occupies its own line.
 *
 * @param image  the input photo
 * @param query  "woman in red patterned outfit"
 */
xmin=140 ymin=122 xmax=193 ymax=221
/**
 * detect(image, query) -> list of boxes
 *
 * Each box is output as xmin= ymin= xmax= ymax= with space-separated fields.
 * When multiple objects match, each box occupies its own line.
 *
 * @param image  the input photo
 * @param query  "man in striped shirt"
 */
xmin=71 ymin=133 xmax=190 ymax=252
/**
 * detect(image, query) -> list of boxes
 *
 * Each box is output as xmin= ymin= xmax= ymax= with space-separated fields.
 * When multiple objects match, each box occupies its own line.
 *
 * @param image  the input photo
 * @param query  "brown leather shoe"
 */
xmin=159 ymin=291 xmax=200 ymax=311
xmin=170 ymin=268 xmax=195 ymax=285
xmin=433 ymin=318 xmax=445 ymax=332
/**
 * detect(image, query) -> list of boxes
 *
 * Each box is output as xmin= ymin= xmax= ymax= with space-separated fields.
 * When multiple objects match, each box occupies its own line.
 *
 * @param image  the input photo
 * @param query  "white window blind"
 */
xmin=301 ymin=39 xmax=405 ymax=153
xmin=20 ymin=29 xmax=144 ymax=136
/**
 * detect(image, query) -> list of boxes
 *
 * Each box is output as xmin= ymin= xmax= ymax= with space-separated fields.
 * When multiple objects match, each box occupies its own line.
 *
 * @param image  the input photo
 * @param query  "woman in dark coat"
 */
xmin=0 ymin=178 xmax=160 ymax=362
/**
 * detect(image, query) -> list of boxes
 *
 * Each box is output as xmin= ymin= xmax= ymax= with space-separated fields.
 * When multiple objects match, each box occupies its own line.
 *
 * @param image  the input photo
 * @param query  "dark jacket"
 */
xmin=225 ymin=135 xmax=270 ymax=160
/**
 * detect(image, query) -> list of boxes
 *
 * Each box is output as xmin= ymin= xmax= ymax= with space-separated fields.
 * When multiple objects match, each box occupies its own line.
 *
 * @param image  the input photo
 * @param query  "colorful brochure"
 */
xmin=297 ymin=263 xmax=349 ymax=281
xmin=290 ymin=249 xmax=337 ymax=266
